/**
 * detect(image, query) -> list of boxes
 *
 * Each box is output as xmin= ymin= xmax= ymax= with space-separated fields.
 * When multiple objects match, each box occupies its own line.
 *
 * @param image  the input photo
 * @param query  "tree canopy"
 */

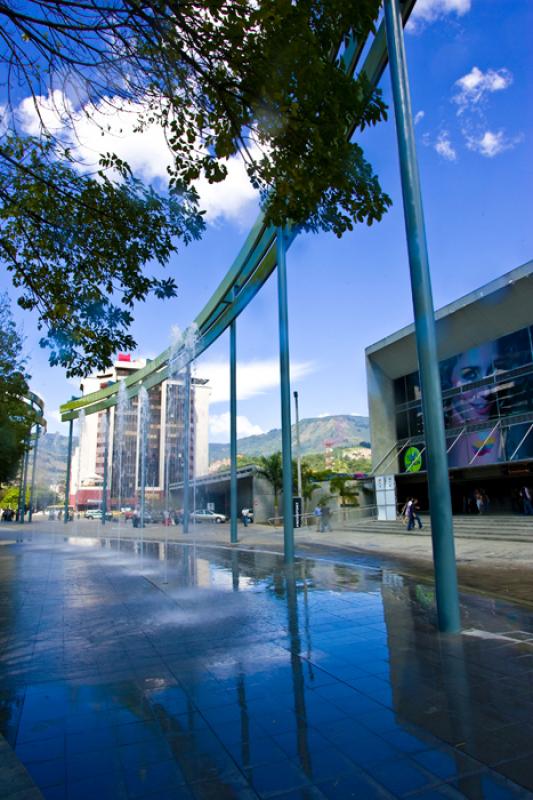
xmin=0 ymin=0 xmax=390 ymax=376
xmin=0 ymin=293 xmax=34 ymax=486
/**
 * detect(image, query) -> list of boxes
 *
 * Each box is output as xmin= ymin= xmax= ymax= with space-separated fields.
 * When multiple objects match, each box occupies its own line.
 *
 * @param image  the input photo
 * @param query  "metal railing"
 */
xmin=266 ymin=505 xmax=379 ymax=528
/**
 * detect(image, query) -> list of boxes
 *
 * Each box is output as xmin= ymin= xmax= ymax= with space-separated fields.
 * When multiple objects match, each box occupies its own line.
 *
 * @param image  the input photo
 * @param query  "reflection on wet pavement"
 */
xmin=0 ymin=532 xmax=532 ymax=800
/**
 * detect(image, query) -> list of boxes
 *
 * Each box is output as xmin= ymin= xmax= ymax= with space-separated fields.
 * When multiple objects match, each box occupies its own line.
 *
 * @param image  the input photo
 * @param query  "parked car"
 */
xmin=190 ymin=509 xmax=227 ymax=524
xmin=85 ymin=509 xmax=112 ymax=520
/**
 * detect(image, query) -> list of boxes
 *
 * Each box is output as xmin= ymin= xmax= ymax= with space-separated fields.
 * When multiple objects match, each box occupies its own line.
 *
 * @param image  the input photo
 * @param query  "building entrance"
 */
xmin=396 ymin=464 xmax=533 ymax=516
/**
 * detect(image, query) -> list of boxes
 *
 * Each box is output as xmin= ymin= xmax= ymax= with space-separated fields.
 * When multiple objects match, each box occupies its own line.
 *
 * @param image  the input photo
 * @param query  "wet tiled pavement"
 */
xmin=0 ymin=531 xmax=532 ymax=800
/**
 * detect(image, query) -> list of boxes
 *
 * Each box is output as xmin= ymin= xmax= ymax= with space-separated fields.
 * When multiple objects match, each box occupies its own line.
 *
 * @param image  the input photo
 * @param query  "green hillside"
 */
xmin=209 ymin=414 xmax=370 ymax=463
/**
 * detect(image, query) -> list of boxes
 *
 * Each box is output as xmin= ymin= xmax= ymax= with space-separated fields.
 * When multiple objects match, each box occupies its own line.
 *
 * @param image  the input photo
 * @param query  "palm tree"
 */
xmin=255 ymin=452 xmax=284 ymax=518
xmin=292 ymin=460 xmax=317 ymax=516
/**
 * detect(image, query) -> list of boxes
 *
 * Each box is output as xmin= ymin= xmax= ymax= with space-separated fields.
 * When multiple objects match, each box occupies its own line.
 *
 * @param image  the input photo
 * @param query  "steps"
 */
xmin=340 ymin=515 xmax=533 ymax=542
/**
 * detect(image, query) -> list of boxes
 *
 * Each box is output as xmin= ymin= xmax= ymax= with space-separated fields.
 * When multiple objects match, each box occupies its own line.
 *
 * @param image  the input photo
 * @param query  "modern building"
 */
xmin=366 ymin=261 xmax=533 ymax=516
xmin=70 ymin=355 xmax=210 ymax=509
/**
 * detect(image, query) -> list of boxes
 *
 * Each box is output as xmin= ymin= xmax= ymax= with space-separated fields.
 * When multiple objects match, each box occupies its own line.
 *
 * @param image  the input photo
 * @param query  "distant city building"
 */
xmin=366 ymin=261 xmax=533 ymax=517
xmin=70 ymin=354 xmax=210 ymax=509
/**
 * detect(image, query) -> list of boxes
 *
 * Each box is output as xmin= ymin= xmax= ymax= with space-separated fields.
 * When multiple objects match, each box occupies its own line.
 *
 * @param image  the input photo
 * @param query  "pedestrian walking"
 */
xmin=241 ymin=508 xmax=250 ymax=527
xmin=521 ymin=486 xmax=533 ymax=516
xmin=407 ymin=498 xmax=423 ymax=531
xmin=321 ymin=505 xmax=331 ymax=533
xmin=313 ymin=505 xmax=321 ymax=531
xmin=400 ymin=498 xmax=411 ymax=525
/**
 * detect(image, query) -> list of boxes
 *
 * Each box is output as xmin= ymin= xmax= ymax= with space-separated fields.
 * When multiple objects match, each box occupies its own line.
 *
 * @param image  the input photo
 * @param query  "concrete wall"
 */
xmin=366 ymin=354 xmax=397 ymax=474
xmin=252 ymin=474 xmax=276 ymax=523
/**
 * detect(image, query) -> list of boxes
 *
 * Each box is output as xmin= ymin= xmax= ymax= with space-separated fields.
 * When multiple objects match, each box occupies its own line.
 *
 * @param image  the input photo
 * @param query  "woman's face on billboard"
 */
xmin=450 ymin=343 xmax=495 ymax=423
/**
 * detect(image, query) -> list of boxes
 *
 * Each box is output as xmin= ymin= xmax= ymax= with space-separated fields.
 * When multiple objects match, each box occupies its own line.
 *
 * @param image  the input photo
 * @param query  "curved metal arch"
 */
xmin=22 ymin=390 xmax=47 ymax=431
xmin=60 ymin=0 xmax=417 ymax=423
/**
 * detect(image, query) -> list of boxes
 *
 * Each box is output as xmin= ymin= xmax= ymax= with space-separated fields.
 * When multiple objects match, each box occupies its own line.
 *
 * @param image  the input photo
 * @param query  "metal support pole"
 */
xmin=294 ymin=391 xmax=303 ymax=500
xmin=139 ymin=397 xmax=146 ymax=529
xmin=384 ymin=0 xmax=460 ymax=633
xmin=16 ymin=464 xmax=23 ymax=521
xmin=230 ymin=320 xmax=238 ymax=544
xmin=64 ymin=418 xmax=74 ymax=524
xmin=277 ymin=227 xmax=295 ymax=563
xmin=21 ymin=437 xmax=30 ymax=522
xmin=102 ymin=409 xmax=110 ymax=525
xmin=182 ymin=364 xmax=191 ymax=534
xmin=17 ymin=447 xmax=26 ymax=523
xmin=29 ymin=425 xmax=40 ymax=522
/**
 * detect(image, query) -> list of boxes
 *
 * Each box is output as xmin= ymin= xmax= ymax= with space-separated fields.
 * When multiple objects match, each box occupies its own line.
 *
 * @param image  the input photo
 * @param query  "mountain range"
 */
xmin=32 ymin=415 xmax=370 ymax=485
xmin=209 ymin=414 xmax=370 ymax=463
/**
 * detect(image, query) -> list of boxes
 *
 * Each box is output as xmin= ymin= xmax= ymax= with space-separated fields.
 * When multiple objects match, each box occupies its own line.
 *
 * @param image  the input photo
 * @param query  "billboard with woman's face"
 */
xmin=395 ymin=326 xmax=533 ymax=471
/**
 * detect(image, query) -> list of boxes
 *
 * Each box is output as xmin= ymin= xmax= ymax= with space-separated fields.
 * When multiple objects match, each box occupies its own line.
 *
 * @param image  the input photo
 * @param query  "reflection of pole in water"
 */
xmin=381 ymin=582 xmax=483 ymax=796
xmin=236 ymin=671 xmax=251 ymax=780
xmin=440 ymin=636 xmax=483 ymax=799
xmin=302 ymin=561 xmax=315 ymax=682
xmin=285 ymin=565 xmax=312 ymax=777
xmin=231 ymin=549 xmax=240 ymax=592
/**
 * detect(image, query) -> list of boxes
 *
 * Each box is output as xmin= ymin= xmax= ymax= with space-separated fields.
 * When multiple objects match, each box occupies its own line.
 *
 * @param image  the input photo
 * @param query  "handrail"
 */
xmin=267 ymin=505 xmax=379 ymax=527
xmin=379 ymin=438 xmax=412 ymax=476
xmin=446 ymin=427 xmax=466 ymax=454
xmin=371 ymin=439 xmax=405 ymax=474
xmin=509 ymin=422 xmax=533 ymax=461
xmin=60 ymin=0 xmax=418 ymax=423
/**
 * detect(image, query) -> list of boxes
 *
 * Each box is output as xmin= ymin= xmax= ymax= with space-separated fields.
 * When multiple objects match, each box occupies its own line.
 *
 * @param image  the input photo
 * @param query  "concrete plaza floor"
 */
xmin=1 ymin=525 xmax=532 ymax=800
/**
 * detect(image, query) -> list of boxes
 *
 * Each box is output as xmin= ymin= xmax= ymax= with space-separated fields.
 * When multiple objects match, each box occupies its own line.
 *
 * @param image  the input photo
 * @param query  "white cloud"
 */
xmin=17 ymin=90 xmax=259 ymax=225
xmin=194 ymin=148 xmax=261 ymax=225
xmin=0 ymin=103 xmax=9 ymax=136
xmin=17 ymin=90 xmax=75 ymax=137
xmin=209 ymin=412 xmax=264 ymax=441
xmin=408 ymin=0 xmax=470 ymax=30
xmin=434 ymin=131 xmax=457 ymax=161
xmin=453 ymin=67 xmax=513 ymax=113
xmin=196 ymin=358 xmax=316 ymax=404
xmin=317 ymin=412 xmax=331 ymax=418
xmin=414 ymin=111 xmax=425 ymax=125
xmin=465 ymin=130 xmax=521 ymax=158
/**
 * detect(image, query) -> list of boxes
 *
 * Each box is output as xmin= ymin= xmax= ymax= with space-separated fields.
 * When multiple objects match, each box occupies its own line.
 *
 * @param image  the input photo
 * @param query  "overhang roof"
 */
xmin=365 ymin=260 xmax=533 ymax=379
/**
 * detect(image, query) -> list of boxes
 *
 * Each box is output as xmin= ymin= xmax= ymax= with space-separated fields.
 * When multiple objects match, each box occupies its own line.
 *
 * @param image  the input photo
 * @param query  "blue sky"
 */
xmin=2 ymin=0 xmax=532 ymax=442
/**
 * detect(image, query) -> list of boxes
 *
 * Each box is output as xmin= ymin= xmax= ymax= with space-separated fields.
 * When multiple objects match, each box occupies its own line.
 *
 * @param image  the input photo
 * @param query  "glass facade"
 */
xmin=394 ymin=326 xmax=533 ymax=472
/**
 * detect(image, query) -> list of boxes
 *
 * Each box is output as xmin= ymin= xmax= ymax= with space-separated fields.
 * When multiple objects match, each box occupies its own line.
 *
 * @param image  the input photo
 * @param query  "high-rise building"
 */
xmin=70 ymin=355 xmax=210 ymax=509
